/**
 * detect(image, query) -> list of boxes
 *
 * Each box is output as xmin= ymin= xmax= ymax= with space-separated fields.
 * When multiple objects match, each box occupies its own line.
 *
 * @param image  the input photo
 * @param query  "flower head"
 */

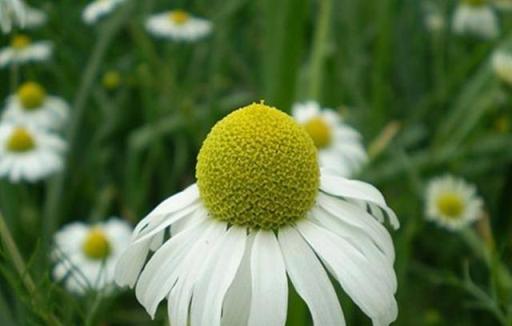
xmin=293 ymin=101 xmax=367 ymax=178
xmin=82 ymin=0 xmax=126 ymax=25
xmin=2 ymin=81 xmax=69 ymax=130
xmin=0 ymin=33 xmax=52 ymax=67
xmin=146 ymin=10 xmax=212 ymax=42
xmin=53 ymin=218 xmax=132 ymax=294
xmin=492 ymin=50 xmax=512 ymax=86
xmin=115 ymin=103 xmax=399 ymax=326
xmin=452 ymin=1 xmax=499 ymax=39
xmin=425 ymin=175 xmax=483 ymax=230
xmin=0 ymin=123 xmax=66 ymax=182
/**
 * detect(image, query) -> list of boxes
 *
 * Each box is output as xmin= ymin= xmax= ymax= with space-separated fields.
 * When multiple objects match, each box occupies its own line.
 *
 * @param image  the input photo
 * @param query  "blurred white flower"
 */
xmin=0 ymin=34 xmax=51 ymax=67
xmin=492 ymin=0 xmax=512 ymax=10
xmin=452 ymin=1 xmax=499 ymax=39
xmin=22 ymin=4 xmax=46 ymax=29
xmin=146 ymin=10 xmax=212 ymax=42
xmin=82 ymin=0 xmax=126 ymax=25
xmin=0 ymin=0 xmax=25 ymax=33
xmin=492 ymin=50 xmax=512 ymax=86
xmin=53 ymin=218 xmax=133 ymax=295
xmin=115 ymin=103 xmax=399 ymax=326
xmin=292 ymin=101 xmax=367 ymax=178
xmin=2 ymin=81 xmax=69 ymax=131
xmin=425 ymin=175 xmax=483 ymax=230
xmin=0 ymin=123 xmax=66 ymax=182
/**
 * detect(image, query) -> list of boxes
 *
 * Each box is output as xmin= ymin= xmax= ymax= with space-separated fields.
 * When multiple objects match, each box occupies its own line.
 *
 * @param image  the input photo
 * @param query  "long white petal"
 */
xmin=278 ymin=226 xmax=345 ymax=326
xmin=248 ymin=231 xmax=288 ymax=326
xmin=297 ymin=221 xmax=397 ymax=325
xmin=190 ymin=226 xmax=247 ymax=326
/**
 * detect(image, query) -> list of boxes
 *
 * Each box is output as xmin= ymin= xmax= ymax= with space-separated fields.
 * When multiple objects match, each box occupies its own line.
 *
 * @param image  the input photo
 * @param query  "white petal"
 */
xmin=278 ymin=226 xmax=345 ymax=326
xmin=247 ymin=231 xmax=287 ymax=326
xmin=190 ymin=226 xmax=247 ymax=326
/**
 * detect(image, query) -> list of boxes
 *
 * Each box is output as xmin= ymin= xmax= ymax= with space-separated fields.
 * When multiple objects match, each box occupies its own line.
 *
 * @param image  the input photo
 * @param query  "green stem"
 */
xmin=308 ymin=0 xmax=332 ymax=100
xmin=42 ymin=3 xmax=132 ymax=244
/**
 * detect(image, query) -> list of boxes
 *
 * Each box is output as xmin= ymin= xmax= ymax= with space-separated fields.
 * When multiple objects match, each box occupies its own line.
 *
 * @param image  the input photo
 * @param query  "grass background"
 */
xmin=1 ymin=0 xmax=512 ymax=324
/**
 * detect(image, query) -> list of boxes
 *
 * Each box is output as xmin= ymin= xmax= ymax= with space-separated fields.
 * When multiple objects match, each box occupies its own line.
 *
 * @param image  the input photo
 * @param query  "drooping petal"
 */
xmin=278 ymin=226 xmax=345 ymax=326
xmin=247 ymin=231 xmax=288 ymax=326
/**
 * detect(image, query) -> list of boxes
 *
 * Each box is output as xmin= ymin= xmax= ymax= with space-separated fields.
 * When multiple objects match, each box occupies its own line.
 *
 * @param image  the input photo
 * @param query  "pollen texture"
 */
xmin=196 ymin=103 xmax=319 ymax=229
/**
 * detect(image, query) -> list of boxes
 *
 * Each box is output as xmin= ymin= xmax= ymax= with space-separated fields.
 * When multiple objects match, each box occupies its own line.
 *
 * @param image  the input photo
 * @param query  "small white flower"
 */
xmin=146 ymin=10 xmax=212 ymax=42
xmin=2 ymin=81 xmax=69 ymax=130
xmin=0 ymin=0 xmax=25 ymax=33
xmin=0 ymin=34 xmax=51 ymax=68
xmin=82 ymin=0 xmax=126 ymax=25
xmin=0 ymin=123 xmax=66 ymax=182
xmin=292 ymin=101 xmax=367 ymax=178
xmin=425 ymin=175 xmax=483 ymax=230
xmin=492 ymin=50 xmax=512 ymax=86
xmin=22 ymin=4 xmax=46 ymax=29
xmin=115 ymin=103 xmax=399 ymax=326
xmin=452 ymin=2 xmax=499 ymax=39
xmin=53 ymin=218 xmax=133 ymax=295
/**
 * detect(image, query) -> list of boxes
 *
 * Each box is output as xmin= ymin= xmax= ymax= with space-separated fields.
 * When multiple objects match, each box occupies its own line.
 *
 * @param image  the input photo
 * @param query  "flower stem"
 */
xmin=308 ymin=0 xmax=332 ymax=100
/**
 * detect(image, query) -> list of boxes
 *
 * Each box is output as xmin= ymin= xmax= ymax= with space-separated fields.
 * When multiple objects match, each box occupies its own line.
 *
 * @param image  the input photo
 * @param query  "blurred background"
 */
xmin=1 ymin=0 xmax=512 ymax=325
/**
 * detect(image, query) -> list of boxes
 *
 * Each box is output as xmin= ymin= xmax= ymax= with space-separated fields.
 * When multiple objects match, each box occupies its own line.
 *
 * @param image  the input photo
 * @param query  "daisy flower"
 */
xmin=492 ymin=50 xmax=512 ymax=86
xmin=292 ymin=101 xmax=367 ymax=178
xmin=0 ymin=34 xmax=52 ymax=68
xmin=146 ymin=9 xmax=212 ymax=42
xmin=0 ymin=123 xmax=66 ymax=182
xmin=452 ymin=0 xmax=499 ymax=39
xmin=22 ymin=3 xmax=46 ymax=29
xmin=115 ymin=103 xmax=399 ymax=326
xmin=2 ymin=81 xmax=69 ymax=130
xmin=425 ymin=175 xmax=484 ymax=230
xmin=82 ymin=0 xmax=126 ymax=25
xmin=53 ymin=218 xmax=132 ymax=294
xmin=0 ymin=0 xmax=25 ymax=33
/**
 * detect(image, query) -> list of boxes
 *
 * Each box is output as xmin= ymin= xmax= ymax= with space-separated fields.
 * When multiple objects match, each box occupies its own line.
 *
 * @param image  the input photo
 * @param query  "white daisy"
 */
xmin=22 ymin=4 xmax=46 ymax=29
xmin=0 ymin=123 xmax=66 ymax=182
xmin=53 ymin=218 xmax=133 ymax=294
xmin=452 ymin=1 xmax=499 ymax=39
xmin=2 ymin=81 xmax=69 ymax=130
xmin=425 ymin=175 xmax=484 ymax=230
xmin=491 ymin=50 xmax=512 ymax=86
xmin=292 ymin=101 xmax=367 ymax=178
xmin=115 ymin=103 xmax=399 ymax=326
xmin=82 ymin=0 xmax=126 ymax=25
xmin=0 ymin=0 xmax=25 ymax=33
xmin=0 ymin=34 xmax=52 ymax=68
xmin=146 ymin=10 xmax=212 ymax=42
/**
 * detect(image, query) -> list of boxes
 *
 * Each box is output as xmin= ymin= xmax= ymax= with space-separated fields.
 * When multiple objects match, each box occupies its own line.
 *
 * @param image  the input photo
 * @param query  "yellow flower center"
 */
xmin=169 ymin=10 xmax=190 ymax=25
xmin=82 ymin=228 xmax=111 ymax=260
xmin=6 ymin=128 xmax=36 ymax=152
xmin=196 ymin=103 xmax=319 ymax=230
xmin=302 ymin=117 xmax=332 ymax=149
xmin=11 ymin=35 xmax=31 ymax=50
xmin=437 ymin=193 xmax=464 ymax=218
xmin=102 ymin=71 xmax=121 ymax=90
xmin=17 ymin=82 xmax=47 ymax=110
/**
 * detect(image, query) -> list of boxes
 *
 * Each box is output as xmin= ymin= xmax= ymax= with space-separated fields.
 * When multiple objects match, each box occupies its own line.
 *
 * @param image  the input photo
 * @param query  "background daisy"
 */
xmin=53 ymin=218 xmax=132 ymax=294
xmin=0 ymin=34 xmax=51 ymax=67
xmin=292 ymin=101 xmax=367 ymax=178
xmin=425 ymin=175 xmax=484 ymax=230
xmin=0 ymin=0 xmax=25 ymax=33
xmin=145 ymin=10 xmax=212 ymax=41
xmin=452 ymin=0 xmax=499 ymax=39
xmin=82 ymin=0 xmax=126 ymax=25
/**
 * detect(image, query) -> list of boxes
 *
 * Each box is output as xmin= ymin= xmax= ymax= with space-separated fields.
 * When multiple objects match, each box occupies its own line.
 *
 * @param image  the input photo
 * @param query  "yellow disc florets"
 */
xmin=437 ymin=193 xmax=464 ymax=218
xmin=11 ymin=35 xmax=31 ymax=50
xmin=196 ymin=103 xmax=319 ymax=230
xmin=17 ymin=82 xmax=46 ymax=110
xmin=82 ymin=228 xmax=111 ymax=260
xmin=6 ymin=127 xmax=36 ymax=152
xmin=303 ymin=117 xmax=332 ymax=149
xmin=169 ymin=10 xmax=189 ymax=25
xmin=102 ymin=71 xmax=121 ymax=90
